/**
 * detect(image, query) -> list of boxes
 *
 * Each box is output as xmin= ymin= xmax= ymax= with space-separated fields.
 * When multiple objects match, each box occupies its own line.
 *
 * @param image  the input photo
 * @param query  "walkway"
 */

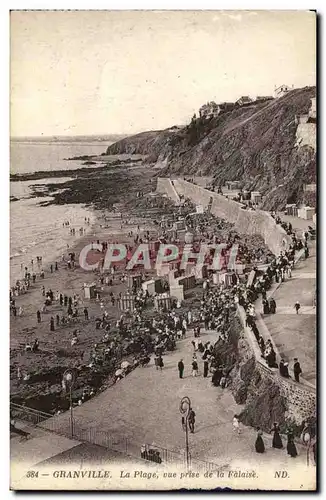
xmin=10 ymin=420 xmax=80 ymax=480
xmin=261 ymin=216 xmax=316 ymax=386
xmin=36 ymin=328 xmax=308 ymax=471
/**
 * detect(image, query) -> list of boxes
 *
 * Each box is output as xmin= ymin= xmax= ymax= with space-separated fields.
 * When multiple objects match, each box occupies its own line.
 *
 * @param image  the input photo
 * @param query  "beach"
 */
xmin=10 ymin=165 xmax=175 ymax=411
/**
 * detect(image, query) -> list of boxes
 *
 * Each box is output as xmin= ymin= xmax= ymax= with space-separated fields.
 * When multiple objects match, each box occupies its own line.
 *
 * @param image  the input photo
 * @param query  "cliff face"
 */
xmin=106 ymin=87 xmax=316 ymax=210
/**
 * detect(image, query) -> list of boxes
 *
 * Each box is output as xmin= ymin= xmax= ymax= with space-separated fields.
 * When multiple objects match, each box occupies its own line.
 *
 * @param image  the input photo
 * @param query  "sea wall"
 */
xmin=235 ymin=306 xmax=316 ymax=429
xmin=156 ymin=177 xmax=181 ymax=205
xmin=166 ymin=178 xmax=292 ymax=255
xmin=156 ymin=177 xmax=315 ymax=428
xmin=296 ymin=123 xmax=316 ymax=150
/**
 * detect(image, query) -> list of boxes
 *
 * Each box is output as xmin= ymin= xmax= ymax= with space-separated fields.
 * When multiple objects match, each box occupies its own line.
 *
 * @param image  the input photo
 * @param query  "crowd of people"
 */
xmin=10 ymin=197 xmax=315 ymax=468
xmin=254 ymin=423 xmax=299 ymax=458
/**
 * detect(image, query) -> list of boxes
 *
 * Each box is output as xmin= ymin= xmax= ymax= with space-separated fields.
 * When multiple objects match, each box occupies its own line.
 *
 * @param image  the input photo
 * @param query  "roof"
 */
xmin=275 ymin=84 xmax=290 ymax=91
xmin=236 ymin=96 xmax=252 ymax=102
xmin=219 ymin=102 xmax=234 ymax=107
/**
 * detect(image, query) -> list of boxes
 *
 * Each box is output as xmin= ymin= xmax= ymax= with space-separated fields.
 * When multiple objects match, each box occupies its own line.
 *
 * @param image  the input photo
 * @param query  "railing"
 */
xmin=11 ymin=402 xmax=53 ymax=425
xmin=10 ymin=402 xmax=222 ymax=472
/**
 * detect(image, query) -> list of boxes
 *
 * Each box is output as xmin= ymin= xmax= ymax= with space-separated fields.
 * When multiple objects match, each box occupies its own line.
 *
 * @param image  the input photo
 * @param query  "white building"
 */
xmin=274 ymin=84 xmax=292 ymax=98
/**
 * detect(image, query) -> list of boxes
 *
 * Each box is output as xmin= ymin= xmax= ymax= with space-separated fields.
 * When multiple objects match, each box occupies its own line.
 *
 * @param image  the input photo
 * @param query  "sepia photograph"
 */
xmin=9 ymin=9 xmax=317 ymax=491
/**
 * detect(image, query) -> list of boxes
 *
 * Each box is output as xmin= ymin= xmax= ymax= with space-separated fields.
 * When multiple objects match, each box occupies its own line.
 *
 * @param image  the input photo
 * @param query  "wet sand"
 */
xmin=10 ymin=165 xmax=166 ymax=410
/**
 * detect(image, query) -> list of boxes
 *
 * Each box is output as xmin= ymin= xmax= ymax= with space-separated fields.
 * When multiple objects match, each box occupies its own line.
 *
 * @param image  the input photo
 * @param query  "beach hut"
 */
xmin=84 ymin=283 xmax=97 ymax=299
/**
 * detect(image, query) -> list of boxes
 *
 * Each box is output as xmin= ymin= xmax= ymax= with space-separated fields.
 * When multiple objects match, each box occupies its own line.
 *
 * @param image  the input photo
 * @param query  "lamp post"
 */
xmin=179 ymin=396 xmax=191 ymax=470
xmin=63 ymin=369 xmax=76 ymax=438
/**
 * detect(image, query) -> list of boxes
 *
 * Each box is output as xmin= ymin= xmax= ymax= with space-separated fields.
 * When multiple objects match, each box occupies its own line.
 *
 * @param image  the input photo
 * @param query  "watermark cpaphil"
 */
xmin=79 ymin=241 xmax=240 ymax=273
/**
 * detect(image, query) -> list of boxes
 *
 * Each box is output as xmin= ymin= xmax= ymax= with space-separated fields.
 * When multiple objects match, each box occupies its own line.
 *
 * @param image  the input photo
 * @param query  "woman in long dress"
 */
xmin=255 ymin=429 xmax=265 ymax=453
xmin=271 ymin=423 xmax=283 ymax=449
xmin=286 ymin=431 xmax=298 ymax=457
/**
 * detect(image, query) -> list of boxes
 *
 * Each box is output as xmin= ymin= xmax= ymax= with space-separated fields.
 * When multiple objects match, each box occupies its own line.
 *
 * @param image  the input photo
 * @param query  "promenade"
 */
xmin=263 ymin=216 xmax=316 ymax=386
xmin=21 ymin=327 xmax=309 ymax=471
xmin=10 ymin=209 xmax=316 ymax=474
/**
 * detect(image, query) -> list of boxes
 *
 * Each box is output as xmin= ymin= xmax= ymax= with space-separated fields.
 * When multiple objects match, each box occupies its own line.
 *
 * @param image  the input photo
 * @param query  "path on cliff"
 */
xmin=263 ymin=215 xmax=316 ymax=386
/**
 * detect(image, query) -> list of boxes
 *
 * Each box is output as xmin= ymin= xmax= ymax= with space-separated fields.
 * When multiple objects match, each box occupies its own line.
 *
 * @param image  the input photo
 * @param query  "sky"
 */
xmin=10 ymin=10 xmax=316 ymax=137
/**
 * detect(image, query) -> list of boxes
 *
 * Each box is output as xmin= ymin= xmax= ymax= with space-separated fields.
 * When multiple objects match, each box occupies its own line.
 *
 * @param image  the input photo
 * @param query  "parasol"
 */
xmin=115 ymin=369 xmax=123 ymax=377
xmin=121 ymin=361 xmax=130 ymax=369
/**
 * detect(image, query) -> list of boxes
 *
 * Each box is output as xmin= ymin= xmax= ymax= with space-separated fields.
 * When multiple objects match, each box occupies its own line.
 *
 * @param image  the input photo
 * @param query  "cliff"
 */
xmin=106 ymin=87 xmax=316 ymax=210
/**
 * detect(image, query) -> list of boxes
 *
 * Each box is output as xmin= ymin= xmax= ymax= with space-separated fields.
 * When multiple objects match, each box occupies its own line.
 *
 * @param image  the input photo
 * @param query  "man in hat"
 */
xmin=293 ymin=358 xmax=302 ymax=383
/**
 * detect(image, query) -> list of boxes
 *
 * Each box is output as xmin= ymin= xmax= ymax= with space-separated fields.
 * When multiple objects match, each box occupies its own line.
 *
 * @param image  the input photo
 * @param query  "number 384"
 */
xmin=26 ymin=471 xmax=39 ymax=478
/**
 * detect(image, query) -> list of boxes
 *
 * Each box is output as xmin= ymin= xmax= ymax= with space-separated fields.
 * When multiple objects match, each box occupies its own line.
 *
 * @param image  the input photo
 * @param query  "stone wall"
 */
xmin=235 ymin=306 xmax=316 ymax=429
xmin=157 ymin=177 xmax=316 ymax=426
xmin=156 ymin=177 xmax=181 ymax=205
xmin=170 ymin=179 xmax=292 ymax=255
xmin=296 ymin=123 xmax=316 ymax=150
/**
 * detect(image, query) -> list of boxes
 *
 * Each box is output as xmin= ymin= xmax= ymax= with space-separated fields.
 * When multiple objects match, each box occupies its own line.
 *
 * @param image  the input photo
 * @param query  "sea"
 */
xmin=10 ymin=140 xmax=113 ymax=284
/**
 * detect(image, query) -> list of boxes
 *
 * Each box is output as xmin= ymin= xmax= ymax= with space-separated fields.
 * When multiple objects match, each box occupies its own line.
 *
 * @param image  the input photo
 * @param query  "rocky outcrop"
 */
xmin=106 ymin=86 xmax=316 ymax=210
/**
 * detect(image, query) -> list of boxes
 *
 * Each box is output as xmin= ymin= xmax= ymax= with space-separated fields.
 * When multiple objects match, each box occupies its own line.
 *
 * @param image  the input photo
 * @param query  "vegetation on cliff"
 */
xmin=106 ymin=87 xmax=316 ymax=210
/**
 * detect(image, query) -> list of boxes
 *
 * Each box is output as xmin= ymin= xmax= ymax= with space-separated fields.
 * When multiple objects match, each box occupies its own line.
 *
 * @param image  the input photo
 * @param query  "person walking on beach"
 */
xmin=50 ymin=316 xmax=55 ymax=332
xmin=203 ymin=359 xmax=209 ymax=378
xmin=293 ymin=358 xmax=302 ymax=383
xmin=157 ymin=355 xmax=164 ymax=371
xmin=55 ymin=262 xmax=58 ymax=271
xmin=84 ymin=307 xmax=89 ymax=320
xmin=36 ymin=310 xmax=41 ymax=323
xmin=294 ymin=301 xmax=301 ymax=314
xmin=178 ymin=359 xmax=184 ymax=379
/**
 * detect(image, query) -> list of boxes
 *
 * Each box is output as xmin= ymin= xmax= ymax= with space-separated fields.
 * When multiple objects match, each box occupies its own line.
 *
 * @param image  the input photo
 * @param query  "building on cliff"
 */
xmin=236 ymin=96 xmax=253 ymax=106
xmin=199 ymin=101 xmax=219 ymax=119
xmin=199 ymin=101 xmax=234 ymax=119
xmin=274 ymin=84 xmax=292 ymax=98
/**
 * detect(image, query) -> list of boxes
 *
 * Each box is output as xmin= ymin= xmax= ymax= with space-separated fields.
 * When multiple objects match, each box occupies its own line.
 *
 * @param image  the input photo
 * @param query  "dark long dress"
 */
xmin=272 ymin=425 xmax=283 ymax=449
xmin=287 ymin=433 xmax=298 ymax=457
xmin=263 ymin=300 xmax=270 ymax=314
xmin=255 ymin=434 xmax=265 ymax=453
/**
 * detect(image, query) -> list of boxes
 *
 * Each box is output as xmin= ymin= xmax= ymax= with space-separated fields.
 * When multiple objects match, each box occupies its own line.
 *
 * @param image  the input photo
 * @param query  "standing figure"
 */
xmin=192 ymin=359 xmax=198 ymax=377
xmin=286 ymin=431 xmax=298 ymax=457
xmin=269 ymin=298 xmax=276 ymax=314
xmin=178 ymin=359 xmax=184 ymax=379
xmin=294 ymin=301 xmax=301 ymax=314
xmin=158 ymin=355 xmax=164 ymax=371
xmin=262 ymin=299 xmax=270 ymax=315
xmin=255 ymin=429 xmax=265 ymax=453
xmin=203 ymin=360 xmax=209 ymax=378
xmin=293 ymin=358 xmax=302 ymax=382
xmin=271 ymin=422 xmax=283 ymax=449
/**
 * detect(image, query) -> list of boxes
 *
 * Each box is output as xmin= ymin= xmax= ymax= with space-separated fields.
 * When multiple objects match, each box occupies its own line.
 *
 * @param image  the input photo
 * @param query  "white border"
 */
xmin=2 ymin=2 xmax=323 ymax=498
